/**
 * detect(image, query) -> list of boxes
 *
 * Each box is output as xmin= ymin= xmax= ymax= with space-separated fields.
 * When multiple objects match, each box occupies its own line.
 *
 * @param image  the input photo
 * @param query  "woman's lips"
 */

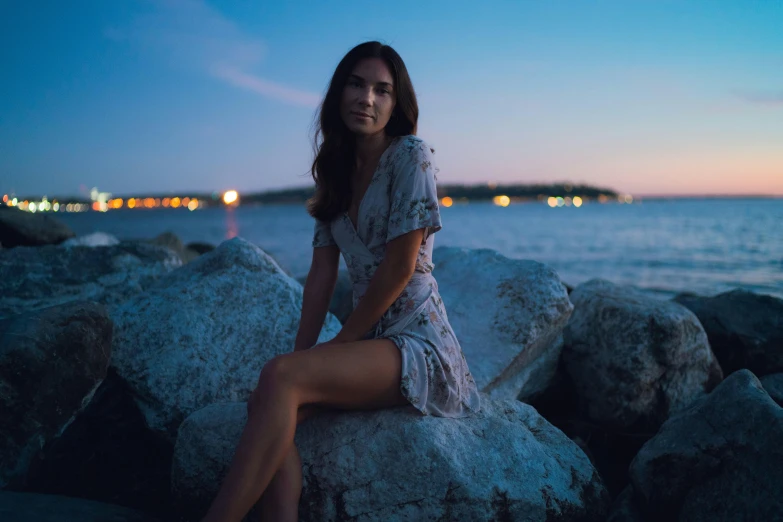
xmin=352 ymin=112 xmax=373 ymax=120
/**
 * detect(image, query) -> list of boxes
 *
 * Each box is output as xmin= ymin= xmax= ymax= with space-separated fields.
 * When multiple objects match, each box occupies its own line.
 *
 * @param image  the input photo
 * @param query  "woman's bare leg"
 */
xmin=257 ymin=406 xmax=322 ymax=522
xmin=201 ymin=339 xmax=406 ymax=522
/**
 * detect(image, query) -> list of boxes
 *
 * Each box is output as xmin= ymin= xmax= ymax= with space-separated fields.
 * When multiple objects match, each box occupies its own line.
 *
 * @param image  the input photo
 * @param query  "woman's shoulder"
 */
xmin=391 ymin=135 xmax=436 ymax=168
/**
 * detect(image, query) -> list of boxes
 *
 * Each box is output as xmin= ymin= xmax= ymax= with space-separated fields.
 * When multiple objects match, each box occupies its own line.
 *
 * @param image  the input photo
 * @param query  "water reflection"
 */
xmin=225 ymin=207 xmax=239 ymax=239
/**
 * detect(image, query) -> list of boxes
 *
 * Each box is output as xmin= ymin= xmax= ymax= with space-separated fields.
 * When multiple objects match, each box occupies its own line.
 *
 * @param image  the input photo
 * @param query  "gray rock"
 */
xmin=0 ymin=241 xmax=181 ymax=320
xmin=172 ymin=397 xmax=610 ymax=522
xmin=761 ymin=373 xmax=783 ymax=407
xmin=625 ymin=369 xmax=783 ymax=521
xmin=185 ymin=241 xmax=215 ymax=255
xmin=674 ymin=289 xmax=783 ymax=377
xmin=297 ymin=269 xmax=354 ymax=324
xmin=0 ymin=302 xmax=112 ymax=488
xmin=563 ymin=279 xmax=723 ymax=432
xmin=110 ymin=237 xmax=342 ymax=440
xmin=606 ymin=487 xmax=644 ymax=522
xmin=0 ymin=206 xmax=75 ymax=248
xmin=433 ymin=246 xmax=573 ymax=400
xmin=0 ymin=491 xmax=163 ymax=522
xmin=62 ymin=232 xmax=120 ymax=247
xmin=23 ymin=369 xmax=174 ymax=514
xmin=146 ymin=231 xmax=199 ymax=264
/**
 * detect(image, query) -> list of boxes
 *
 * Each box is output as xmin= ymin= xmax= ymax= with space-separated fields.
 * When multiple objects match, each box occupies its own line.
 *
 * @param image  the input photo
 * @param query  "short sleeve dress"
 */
xmin=312 ymin=135 xmax=481 ymax=418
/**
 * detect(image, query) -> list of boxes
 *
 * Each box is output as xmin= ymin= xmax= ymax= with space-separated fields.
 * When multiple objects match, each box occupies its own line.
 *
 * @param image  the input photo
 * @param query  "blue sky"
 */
xmin=2 ymin=0 xmax=782 ymax=198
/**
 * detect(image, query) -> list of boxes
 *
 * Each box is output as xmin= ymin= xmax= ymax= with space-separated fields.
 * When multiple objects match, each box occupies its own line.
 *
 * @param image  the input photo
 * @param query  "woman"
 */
xmin=202 ymin=41 xmax=481 ymax=522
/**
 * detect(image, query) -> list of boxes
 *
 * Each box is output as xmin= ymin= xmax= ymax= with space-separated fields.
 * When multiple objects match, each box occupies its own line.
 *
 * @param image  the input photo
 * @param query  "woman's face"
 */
xmin=340 ymin=57 xmax=396 ymax=136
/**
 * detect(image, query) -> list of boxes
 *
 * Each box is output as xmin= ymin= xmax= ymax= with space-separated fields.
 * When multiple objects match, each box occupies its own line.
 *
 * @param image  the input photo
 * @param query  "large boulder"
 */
xmin=433 ymin=246 xmax=573 ymax=400
xmin=146 ymin=231 xmax=199 ymax=264
xmin=297 ymin=269 xmax=354 ymax=324
xmin=172 ymin=397 xmax=610 ymax=522
xmin=22 ymin=370 xmax=174 ymax=515
xmin=110 ymin=237 xmax=342 ymax=440
xmin=760 ymin=373 xmax=783 ymax=407
xmin=0 ymin=241 xmax=181 ymax=320
xmin=0 ymin=206 xmax=75 ymax=248
xmin=674 ymin=289 xmax=783 ymax=377
xmin=0 ymin=302 xmax=112 ymax=488
xmin=0 ymin=491 xmax=163 ymax=522
xmin=62 ymin=231 xmax=120 ymax=247
xmin=563 ymin=279 xmax=723 ymax=432
xmin=619 ymin=369 xmax=783 ymax=521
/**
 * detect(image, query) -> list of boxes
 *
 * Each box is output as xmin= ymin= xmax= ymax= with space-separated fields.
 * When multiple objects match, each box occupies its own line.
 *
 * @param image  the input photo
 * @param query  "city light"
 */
xmin=492 ymin=195 xmax=510 ymax=207
xmin=223 ymin=190 xmax=239 ymax=205
xmin=573 ymin=196 xmax=583 ymax=207
xmin=441 ymin=196 xmax=453 ymax=208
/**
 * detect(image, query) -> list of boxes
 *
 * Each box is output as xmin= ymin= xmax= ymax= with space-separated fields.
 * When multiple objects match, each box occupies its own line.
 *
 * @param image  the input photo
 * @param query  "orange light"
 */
xmin=182 ymin=197 xmax=190 ymax=206
xmin=2 ymin=195 xmax=7 ymax=203
xmin=92 ymin=202 xmax=101 ymax=211
xmin=128 ymin=198 xmax=136 ymax=209
xmin=441 ymin=196 xmax=453 ymax=208
xmin=223 ymin=190 xmax=238 ymax=205
xmin=171 ymin=197 xmax=181 ymax=208
xmin=162 ymin=198 xmax=170 ymax=207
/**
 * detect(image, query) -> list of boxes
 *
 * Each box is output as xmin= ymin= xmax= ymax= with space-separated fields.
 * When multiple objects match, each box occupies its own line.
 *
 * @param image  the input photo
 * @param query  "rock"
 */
xmin=0 ymin=302 xmax=112 ymax=488
xmin=673 ymin=289 xmax=783 ymax=377
xmin=23 ymin=370 xmax=174 ymax=515
xmin=0 ymin=206 xmax=75 ymax=248
xmin=624 ymin=369 xmax=783 ymax=521
xmin=563 ymin=279 xmax=723 ymax=432
xmin=146 ymin=231 xmax=199 ymax=264
xmin=110 ymin=237 xmax=342 ymax=440
xmin=62 ymin=232 xmax=120 ymax=247
xmin=185 ymin=241 xmax=215 ymax=255
xmin=433 ymin=246 xmax=573 ymax=400
xmin=0 ymin=491 xmax=163 ymax=522
xmin=296 ymin=269 xmax=354 ymax=324
xmin=172 ymin=397 xmax=610 ymax=522
xmin=0 ymin=241 xmax=181 ymax=320
xmin=606 ymin=487 xmax=644 ymax=522
xmin=761 ymin=373 xmax=783 ymax=407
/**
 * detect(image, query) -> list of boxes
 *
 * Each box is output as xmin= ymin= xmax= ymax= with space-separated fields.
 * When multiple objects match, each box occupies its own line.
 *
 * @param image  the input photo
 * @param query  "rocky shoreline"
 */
xmin=1 ymin=206 xmax=782 ymax=521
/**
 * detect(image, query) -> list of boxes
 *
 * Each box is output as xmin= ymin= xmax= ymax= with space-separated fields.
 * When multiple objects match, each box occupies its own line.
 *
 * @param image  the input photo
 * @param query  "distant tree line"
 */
xmin=241 ymin=182 xmax=618 ymax=205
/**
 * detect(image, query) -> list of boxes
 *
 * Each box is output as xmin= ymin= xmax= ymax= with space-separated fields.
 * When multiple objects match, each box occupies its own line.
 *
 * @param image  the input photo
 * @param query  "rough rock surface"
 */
xmin=563 ymin=279 xmax=723 ymax=432
xmin=0 ymin=206 xmax=75 ymax=248
xmin=62 ymin=232 xmax=120 ymax=247
xmin=0 ymin=241 xmax=181 ymax=320
xmin=0 ymin=491 xmax=163 ymax=522
xmin=433 ymin=246 xmax=573 ymax=400
xmin=622 ymin=369 xmax=783 ymax=521
xmin=110 ymin=237 xmax=342 ymax=439
xmin=674 ymin=289 xmax=783 ymax=377
xmin=23 ymin=369 xmax=174 ymax=515
xmin=185 ymin=241 xmax=215 ymax=255
xmin=606 ymin=487 xmax=644 ymax=522
xmin=0 ymin=302 xmax=112 ymax=488
xmin=760 ymin=373 xmax=783 ymax=407
xmin=172 ymin=397 xmax=609 ymax=522
xmin=297 ymin=269 xmax=354 ymax=324
xmin=146 ymin=231 xmax=200 ymax=264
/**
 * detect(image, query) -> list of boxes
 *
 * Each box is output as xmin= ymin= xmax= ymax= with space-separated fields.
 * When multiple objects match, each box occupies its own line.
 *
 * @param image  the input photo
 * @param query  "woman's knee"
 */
xmin=257 ymin=354 xmax=298 ymax=391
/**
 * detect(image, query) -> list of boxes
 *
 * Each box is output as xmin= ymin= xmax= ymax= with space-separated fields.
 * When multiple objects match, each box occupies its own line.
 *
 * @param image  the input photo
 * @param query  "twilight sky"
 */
xmin=2 ymin=0 xmax=782 ymax=198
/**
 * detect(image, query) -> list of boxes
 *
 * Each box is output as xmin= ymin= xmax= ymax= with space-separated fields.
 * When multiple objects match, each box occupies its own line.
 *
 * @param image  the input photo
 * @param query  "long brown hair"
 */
xmin=307 ymin=41 xmax=419 ymax=221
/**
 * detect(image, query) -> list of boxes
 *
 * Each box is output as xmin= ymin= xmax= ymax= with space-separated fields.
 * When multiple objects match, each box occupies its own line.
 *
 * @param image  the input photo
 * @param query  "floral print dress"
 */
xmin=312 ymin=135 xmax=481 ymax=418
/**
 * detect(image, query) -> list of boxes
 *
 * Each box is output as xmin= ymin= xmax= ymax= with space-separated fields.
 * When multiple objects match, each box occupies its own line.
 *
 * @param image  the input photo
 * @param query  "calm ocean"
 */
xmin=56 ymin=198 xmax=783 ymax=299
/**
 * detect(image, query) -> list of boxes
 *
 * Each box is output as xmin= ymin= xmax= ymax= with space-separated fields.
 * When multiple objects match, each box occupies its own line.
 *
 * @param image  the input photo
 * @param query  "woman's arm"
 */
xmin=294 ymin=244 xmax=340 ymax=351
xmin=331 ymin=228 xmax=425 ymax=343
